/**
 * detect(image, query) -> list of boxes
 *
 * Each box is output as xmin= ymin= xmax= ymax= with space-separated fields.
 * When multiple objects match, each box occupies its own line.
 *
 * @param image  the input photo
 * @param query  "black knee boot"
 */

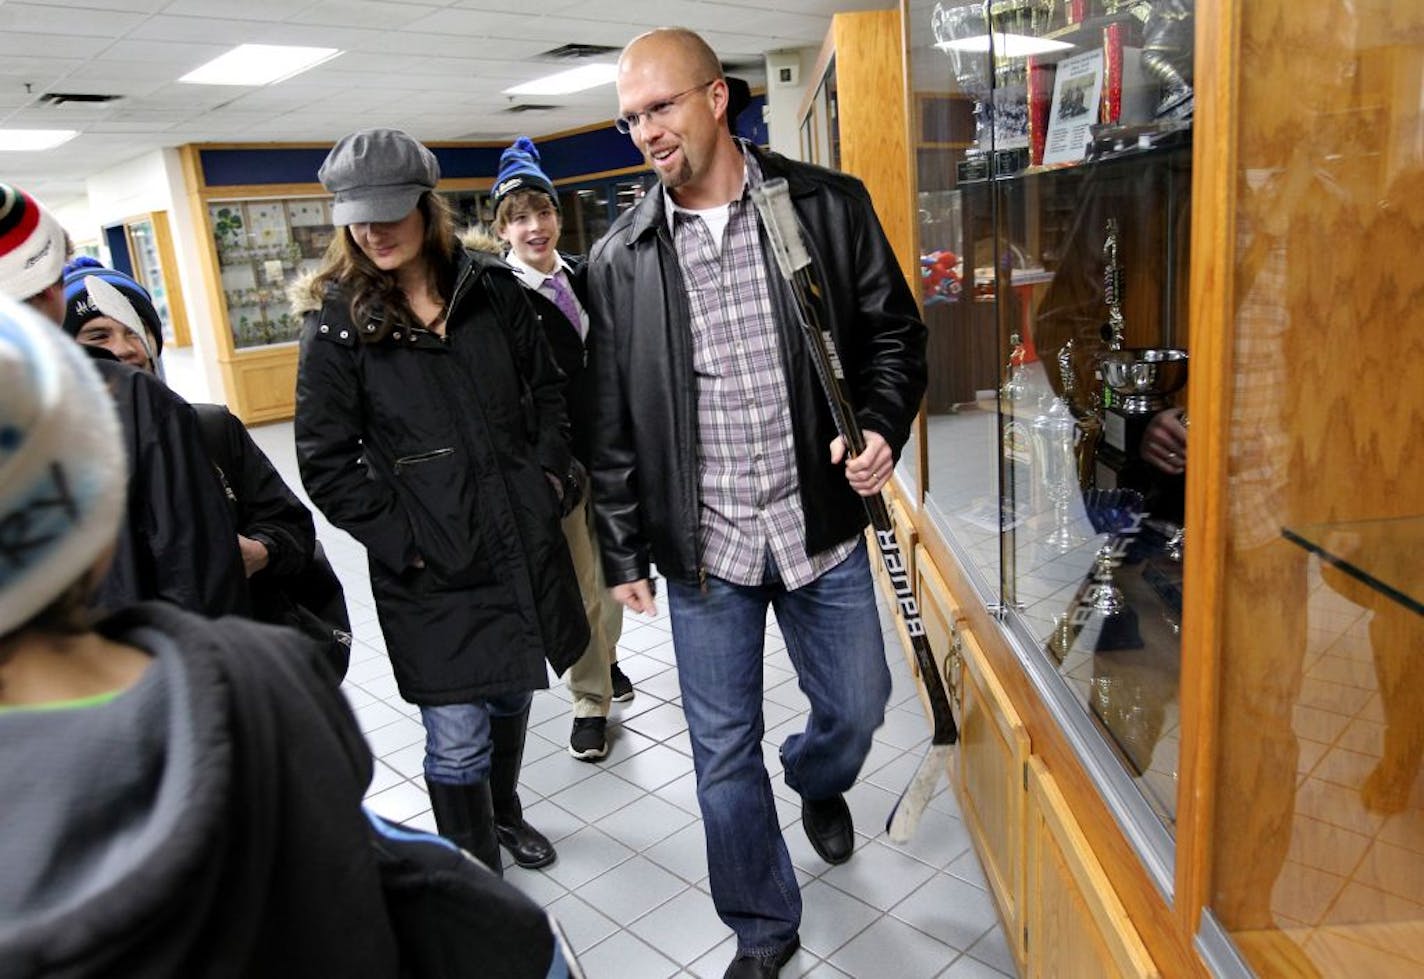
xmin=490 ymin=707 xmax=557 ymax=869
xmin=425 ymin=778 xmax=503 ymax=877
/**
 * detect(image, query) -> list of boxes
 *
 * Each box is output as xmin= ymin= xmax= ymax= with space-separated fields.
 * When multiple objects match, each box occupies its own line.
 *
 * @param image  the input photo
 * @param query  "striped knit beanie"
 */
xmin=0 ymin=183 xmax=68 ymax=302
xmin=0 ymin=294 xmax=125 ymax=635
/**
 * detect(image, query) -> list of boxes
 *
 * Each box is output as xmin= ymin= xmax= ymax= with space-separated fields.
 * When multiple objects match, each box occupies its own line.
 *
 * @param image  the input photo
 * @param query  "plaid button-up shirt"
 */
xmin=668 ymin=153 xmax=856 ymax=589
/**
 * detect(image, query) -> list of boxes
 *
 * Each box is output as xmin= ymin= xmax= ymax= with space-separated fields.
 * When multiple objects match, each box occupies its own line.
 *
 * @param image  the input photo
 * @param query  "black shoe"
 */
xmin=495 ymin=816 xmax=557 ymax=869
xmin=723 ymin=937 xmax=800 ymax=979
xmin=568 ymin=716 xmax=608 ymax=761
xmin=802 ymin=793 xmax=854 ymax=865
xmin=489 ymin=707 xmax=557 ymax=869
xmin=610 ymin=663 xmax=635 ymax=703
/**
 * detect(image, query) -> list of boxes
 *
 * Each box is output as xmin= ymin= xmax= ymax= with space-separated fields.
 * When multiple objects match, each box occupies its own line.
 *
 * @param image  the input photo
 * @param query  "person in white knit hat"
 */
xmin=0 ymin=292 xmax=583 ymax=978
xmin=0 ymin=296 xmax=125 ymax=635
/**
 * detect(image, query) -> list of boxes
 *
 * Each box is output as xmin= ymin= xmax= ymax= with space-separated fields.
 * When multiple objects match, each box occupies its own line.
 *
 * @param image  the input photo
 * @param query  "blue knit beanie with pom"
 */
xmin=491 ymin=136 xmax=558 ymax=215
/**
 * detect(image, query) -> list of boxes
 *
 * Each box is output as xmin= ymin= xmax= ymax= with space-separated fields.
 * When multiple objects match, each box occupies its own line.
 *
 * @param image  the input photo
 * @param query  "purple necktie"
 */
xmin=548 ymin=273 xmax=585 ymax=340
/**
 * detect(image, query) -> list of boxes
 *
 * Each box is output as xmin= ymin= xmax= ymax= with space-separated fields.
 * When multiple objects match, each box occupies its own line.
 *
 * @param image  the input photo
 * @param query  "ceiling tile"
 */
xmin=159 ymin=0 xmax=298 ymax=17
xmin=94 ymin=38 xmax=231 ymax=65
xmin=19 ymin=0 xmax=171 ymax=11
xmin=0 ymin=2 xmax=148 ymax=37
xmin=125 ymin=13 xmax=270 ymax=43
xmin=0 ymin=32 xmax=113 ymax=59
xmin=284 ymin=1 xmax=442 ymax=30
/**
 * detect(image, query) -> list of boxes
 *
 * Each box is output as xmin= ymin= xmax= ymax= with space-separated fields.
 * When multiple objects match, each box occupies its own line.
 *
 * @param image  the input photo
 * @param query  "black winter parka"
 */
xmin=586 ymin=144 xmax=927 ymax=587
xmin=90 ymin=359 xmax=250 ymax=618
xmin=294 ymin=249 xmax=588 ymax=705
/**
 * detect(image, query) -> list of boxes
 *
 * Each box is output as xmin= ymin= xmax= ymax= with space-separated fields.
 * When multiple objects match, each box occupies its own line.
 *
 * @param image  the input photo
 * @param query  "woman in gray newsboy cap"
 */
xmin=293 ymin=128 xmax=589 ymax=876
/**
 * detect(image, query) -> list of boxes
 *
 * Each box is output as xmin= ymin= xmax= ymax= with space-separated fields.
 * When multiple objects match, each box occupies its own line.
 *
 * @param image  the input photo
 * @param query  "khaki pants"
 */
xmin=561 ymin=497 xmax=625 ymax=718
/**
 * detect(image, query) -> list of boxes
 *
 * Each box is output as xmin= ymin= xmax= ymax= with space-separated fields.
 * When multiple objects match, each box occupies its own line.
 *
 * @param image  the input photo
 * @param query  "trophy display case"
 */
xmin=895 ymin=0 xmax=1424 ymax=975
xmin=911 ymin=0 xmax=1193 ymax=830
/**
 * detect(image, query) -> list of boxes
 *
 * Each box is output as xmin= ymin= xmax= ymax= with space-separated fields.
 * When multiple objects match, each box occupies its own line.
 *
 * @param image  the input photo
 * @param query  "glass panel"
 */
xmin=812 ymin=62 xmax=835 ymax=167
xmin=442 ymin=190 xmax=491 ymax=232
xmin=126 ymin=217 xmax=178 ymax=345
xmin=1207 ymin=2 xmax=1424 ymax=973
xmin=908 ymin=0 xmax=1003 ymax=595
xmin=210 ymin=197 xmax=333 ymax=349
xmin=558 ymin=186 xmax=612 ymax=256
xmin=914 ymin=0 xmax=1195 ymax=828
xmin=611 ymin=177 xmax=649 ymax=217
xmin=989 ymin=0 xmax=1192 ymax=832
xmin=999 ymin=146 xmax=1192 ymax=829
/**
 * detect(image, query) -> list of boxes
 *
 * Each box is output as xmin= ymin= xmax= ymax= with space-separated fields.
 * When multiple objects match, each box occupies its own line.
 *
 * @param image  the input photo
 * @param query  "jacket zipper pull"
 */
xmin=698 ymin=566 xmax=708 ymax=594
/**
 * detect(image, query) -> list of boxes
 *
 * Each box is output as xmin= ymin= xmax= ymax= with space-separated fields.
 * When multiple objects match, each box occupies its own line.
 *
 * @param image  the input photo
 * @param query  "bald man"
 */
xmin=586 ymin=28 xmax=927 ymax=979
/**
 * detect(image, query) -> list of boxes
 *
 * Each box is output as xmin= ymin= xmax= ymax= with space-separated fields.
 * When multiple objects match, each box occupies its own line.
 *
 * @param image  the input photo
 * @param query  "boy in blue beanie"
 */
xmin=492 ymin=136 xmax=632 ymax=765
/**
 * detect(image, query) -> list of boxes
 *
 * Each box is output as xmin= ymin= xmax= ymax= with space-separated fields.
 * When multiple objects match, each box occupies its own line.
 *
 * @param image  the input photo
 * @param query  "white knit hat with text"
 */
xmin=0 ymin=183 xmax=67 ymax=302
xmin=0 ymin=294 xmax=125 ymax=634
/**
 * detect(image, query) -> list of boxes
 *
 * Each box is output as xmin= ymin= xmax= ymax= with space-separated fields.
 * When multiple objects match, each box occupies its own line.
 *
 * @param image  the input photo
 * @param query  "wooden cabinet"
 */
xmin=955 ymin=618 xmax=1030 ymax=970
xmin=1025 ymin=757 xmax=1159 ymax=978
xmin=913 ymin=545 xmax=1030 ymax=970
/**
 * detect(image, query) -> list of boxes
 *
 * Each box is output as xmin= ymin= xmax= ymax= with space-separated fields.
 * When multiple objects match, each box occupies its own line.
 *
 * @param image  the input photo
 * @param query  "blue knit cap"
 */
xmin=61 ymin=259 xmax=164 ymax=365
xmin=491 ymin=136 xmax=558 ymax=215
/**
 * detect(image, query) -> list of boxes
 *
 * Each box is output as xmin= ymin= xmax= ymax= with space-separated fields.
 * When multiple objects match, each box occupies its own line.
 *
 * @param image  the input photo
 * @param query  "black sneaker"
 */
xmin=569 ymin=716 xmax=608 ymax=761
xmin=610 ymin=663 xmax=635 ymax=703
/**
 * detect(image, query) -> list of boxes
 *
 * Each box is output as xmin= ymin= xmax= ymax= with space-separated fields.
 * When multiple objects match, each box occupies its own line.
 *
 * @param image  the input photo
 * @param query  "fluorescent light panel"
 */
xmin=180 ymin=44 xmax=341 ymax=86
xmin=504 ymin=63 xmax=618 ymax=96
xmin=935 ymin=33 xmax=1073 ymax=58
xmin=0 ymin=129 xmax=79 ymax=151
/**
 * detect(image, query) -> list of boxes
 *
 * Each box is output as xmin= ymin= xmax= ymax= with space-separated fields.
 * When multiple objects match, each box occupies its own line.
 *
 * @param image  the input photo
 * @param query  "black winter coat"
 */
xmin=586 ymin=144 xmax=927 ymax=586
xmin=90 ymin=359 xmax=249 ymax=617
xmin=294 ymin=250 xmax=588 ymax=705
xmin=191 ymin=402 xmax=353 ymax=679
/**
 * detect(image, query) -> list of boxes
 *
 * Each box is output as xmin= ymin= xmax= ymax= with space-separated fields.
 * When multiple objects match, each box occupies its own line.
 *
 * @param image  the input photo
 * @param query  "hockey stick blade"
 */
xmin=886 ymin=744 xmax=951 ymax=843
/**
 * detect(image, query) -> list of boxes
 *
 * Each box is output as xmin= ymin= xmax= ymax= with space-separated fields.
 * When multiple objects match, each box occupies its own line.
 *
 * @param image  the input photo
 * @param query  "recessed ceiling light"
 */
xmin=504 ymin=63 xmax=618 ymax=96
xmin=0 ymin=129 xmax=79 ymax=151
xmin=935 ymin=33 xmax=1073 ymax=58
xmin=179 ymin=44 xmax=342 ymax=86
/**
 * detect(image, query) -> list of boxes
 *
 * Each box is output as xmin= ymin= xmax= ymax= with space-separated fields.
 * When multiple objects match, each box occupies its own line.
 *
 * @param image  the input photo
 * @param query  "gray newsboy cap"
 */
xmin=318 ymin=128 xmax=440 ymax=226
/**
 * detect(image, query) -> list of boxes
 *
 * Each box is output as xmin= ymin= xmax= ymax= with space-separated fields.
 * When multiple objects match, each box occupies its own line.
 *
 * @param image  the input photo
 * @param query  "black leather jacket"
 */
xmin=586 ymin=144 xmax=926 ymax=586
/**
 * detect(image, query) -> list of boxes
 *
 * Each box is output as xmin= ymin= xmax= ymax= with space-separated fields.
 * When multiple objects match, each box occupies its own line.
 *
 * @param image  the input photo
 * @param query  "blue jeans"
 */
xmin=419 ymin=691 xmax=532 ymax=785
xmin=667 ymin=539 xmax=890 ymax=953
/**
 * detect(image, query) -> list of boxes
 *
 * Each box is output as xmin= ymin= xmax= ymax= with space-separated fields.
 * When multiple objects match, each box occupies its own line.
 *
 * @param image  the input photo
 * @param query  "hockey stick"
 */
xmin=749 ymin=178 xmax=956 ymax=844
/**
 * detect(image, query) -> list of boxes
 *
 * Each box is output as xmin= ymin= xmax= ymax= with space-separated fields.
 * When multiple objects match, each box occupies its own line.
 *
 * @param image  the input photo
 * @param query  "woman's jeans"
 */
xmin=419 ymin=691 xmax=533 ymax=786
xmin=666 ymin=539 xmax=890 ymax=953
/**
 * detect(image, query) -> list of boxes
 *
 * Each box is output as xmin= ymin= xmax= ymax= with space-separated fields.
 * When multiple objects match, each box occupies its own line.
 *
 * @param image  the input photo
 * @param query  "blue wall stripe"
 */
xmin=197 ymin=93 xmax=765 ymax=189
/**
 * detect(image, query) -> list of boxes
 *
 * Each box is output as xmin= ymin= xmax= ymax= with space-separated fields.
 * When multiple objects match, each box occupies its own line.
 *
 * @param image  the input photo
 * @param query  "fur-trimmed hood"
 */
xmin=461 ymin=226 xmax=505 ymax=257
xmin=289 ymin=268 xmax=325 ymax=316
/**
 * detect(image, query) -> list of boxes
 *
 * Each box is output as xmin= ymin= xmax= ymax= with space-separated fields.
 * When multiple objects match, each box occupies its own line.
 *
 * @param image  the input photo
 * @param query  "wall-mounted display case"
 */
xmin=891 ymin=0 xmax=1424 ymax=976
xmin=207 ymin=190 xmax=493 ymax=352
xmin=208 ymin=196 xmax=333 ymax=350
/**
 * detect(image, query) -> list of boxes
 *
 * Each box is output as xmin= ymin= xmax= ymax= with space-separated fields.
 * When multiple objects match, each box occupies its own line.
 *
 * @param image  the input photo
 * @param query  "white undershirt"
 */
xmin=663 ymin=158 xmax=749 ymax=253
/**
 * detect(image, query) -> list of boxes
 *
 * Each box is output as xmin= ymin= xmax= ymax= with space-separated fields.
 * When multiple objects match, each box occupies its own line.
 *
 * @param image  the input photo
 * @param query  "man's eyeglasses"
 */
xmin=614 ymin=80 xmax=717 ymax=135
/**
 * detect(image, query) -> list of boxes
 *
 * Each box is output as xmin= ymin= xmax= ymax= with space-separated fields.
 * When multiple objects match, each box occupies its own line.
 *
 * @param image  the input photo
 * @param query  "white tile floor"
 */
xmin=247 ymin=419 xmax=1018 ymax=979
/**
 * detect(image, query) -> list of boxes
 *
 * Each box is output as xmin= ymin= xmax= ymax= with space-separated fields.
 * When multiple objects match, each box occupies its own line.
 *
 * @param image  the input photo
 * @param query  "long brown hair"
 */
xmin=310 ymin=191 xmax=459 ymax=343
